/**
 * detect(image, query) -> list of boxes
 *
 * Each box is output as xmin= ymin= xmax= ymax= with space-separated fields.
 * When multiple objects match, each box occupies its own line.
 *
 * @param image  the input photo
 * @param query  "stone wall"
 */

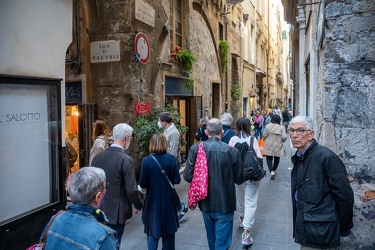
xmin=317 ymin=1 xmax=375 ymax=248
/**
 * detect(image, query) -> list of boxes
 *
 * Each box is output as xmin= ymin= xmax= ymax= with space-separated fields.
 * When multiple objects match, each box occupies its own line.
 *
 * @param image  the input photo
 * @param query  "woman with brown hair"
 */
xmin=89 ymin=120 xmax=113 ymax=165
xmin=139 ymin=133 xmax=180 ymax=250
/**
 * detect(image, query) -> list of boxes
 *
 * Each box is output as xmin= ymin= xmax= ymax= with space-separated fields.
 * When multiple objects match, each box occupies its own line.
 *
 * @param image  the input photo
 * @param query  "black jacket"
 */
xmin=291 ymin=139 xmax=354 ymax=248
xmin=195 ymin=124 xmax=208 ymax=141
xmin=184 ymin=137 xmax=245 ymax=213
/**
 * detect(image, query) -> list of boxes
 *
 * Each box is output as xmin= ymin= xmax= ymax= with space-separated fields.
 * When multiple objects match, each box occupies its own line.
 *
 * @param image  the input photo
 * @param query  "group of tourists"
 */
xmin=37 ymin=109 xmax=354 ymax=250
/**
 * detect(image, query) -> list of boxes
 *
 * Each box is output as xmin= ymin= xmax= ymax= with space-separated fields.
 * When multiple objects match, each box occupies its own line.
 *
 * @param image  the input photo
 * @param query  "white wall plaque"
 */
xmin=90 ymin=40 xmax=120 ymax=63
xmin=135 ymin=0 xmax=155 ymax=27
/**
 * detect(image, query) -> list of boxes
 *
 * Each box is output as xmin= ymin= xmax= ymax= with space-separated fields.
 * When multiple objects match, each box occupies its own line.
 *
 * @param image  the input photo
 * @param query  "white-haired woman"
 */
xmin=40 ymin=167 xmax=118 ymax=249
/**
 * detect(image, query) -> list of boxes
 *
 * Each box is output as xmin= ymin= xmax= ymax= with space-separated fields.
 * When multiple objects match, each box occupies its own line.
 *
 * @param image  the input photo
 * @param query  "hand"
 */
xmin=134 ymin=209 xmax=141 ymax=214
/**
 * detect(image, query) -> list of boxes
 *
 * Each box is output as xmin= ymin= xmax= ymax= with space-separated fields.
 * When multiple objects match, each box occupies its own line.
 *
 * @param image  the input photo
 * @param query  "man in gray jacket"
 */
xmin=184 ymin=118 xmax=245 ymax=250
xmin=91 ymin=123 xmax=143 ymax=245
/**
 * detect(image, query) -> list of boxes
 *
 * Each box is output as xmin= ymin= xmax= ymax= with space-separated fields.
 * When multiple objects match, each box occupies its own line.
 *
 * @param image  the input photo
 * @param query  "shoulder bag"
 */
xmin=150 ymin=154 xmax=182 ymax=212
xmin=187 ymin=142 xmax=209 ymax=210
xmin=26 ymin=210 xmax=65 ymax=250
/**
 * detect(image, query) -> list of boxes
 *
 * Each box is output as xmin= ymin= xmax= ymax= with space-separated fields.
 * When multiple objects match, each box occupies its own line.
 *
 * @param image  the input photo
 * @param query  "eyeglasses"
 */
xmin=289 ymin=128 xmax=311 ymax=135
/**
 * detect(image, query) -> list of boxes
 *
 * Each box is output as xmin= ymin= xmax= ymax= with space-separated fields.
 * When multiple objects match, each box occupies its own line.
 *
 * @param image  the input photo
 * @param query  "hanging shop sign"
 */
xmin=134 ymin=101 xmax=150 ymax=114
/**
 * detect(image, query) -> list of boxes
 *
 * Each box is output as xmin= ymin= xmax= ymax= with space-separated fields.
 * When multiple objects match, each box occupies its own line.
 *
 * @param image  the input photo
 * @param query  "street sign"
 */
xmin=134 ymin=32 xmax=150 ymax=64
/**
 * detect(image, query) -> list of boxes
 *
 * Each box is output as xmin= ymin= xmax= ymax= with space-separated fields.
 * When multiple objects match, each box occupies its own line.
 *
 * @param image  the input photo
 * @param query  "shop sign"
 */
xmin=134 ymin=102 xmax=150 ymax=114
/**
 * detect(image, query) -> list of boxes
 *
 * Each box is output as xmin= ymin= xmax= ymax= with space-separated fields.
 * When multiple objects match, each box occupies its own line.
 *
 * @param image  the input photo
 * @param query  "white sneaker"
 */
xmin=242 ymin=232 xmax=254 ymax=246
xmin=270 ymin=171 xmax=276 ymax=179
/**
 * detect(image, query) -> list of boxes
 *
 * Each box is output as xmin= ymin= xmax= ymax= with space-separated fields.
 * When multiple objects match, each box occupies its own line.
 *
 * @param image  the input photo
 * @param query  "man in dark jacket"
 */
xmin=184 ymin=118 xmax=245 ymax=250
xmin=220 ymin=112 xmax=235 ymax=143
xmin=91 ymin=123 xmax=143 ymax=245
xmin=290 ymin=116 xmax=354 ymax=249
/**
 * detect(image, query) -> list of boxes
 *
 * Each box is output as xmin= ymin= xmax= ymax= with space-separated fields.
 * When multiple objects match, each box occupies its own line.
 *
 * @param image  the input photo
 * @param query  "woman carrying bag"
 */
xmin=262 ymin=114 xmax=287 ymax=180
xmin=139 ymin=133 xmax=181 ymax=250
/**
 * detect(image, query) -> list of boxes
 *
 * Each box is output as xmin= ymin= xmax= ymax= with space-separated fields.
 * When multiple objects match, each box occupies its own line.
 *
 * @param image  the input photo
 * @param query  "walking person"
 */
xmin=252 ymin=110 xmax=264 ymax=139
xmin=228 ymin=118 xmax=263 ymax=248
xmin=220 ymin=112 xmax=235 ymax=144
xmin=139 ymin=133 xmax=181 ymax=250
xmin=89 ymin=119 xmax=113 ymax=165
xmin=91 ymin=123 xmax=143 ymax=245
xmin=158 ymin=112 xmax=189 ymax=221
xmin=184 ymin=118 xmax=245 ymax=250
xmin=40 ymin=167 xmax=119 ymax=249
xmin=282 ymin=107 xmax=291 ymax=132
xmin=195 ymin=118 xmax=208 ymax=142
xmin=289 ymin=116 xmax=354 ymax=249
xmin=262 ymin=114 xmax=287 ymax=179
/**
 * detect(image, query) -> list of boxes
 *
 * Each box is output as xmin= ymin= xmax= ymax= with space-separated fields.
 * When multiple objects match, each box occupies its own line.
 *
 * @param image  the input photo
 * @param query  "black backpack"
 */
xmin=234 ymin=136 xmax=266 ymax=181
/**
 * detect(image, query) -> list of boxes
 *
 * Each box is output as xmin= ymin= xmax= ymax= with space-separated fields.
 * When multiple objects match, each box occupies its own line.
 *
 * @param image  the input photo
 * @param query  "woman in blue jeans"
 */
xmin=253 ymin=111 xmax=263 ymax=139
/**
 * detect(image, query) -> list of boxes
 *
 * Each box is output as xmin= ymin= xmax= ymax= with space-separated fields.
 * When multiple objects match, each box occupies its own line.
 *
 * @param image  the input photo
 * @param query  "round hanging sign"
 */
xmin=134 ymin=32 xmax=150 ymax=64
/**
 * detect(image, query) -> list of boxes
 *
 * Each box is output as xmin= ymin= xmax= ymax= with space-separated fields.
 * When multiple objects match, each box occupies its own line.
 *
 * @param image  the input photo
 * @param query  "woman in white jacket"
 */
xmin=228 ymin=118 xmax=263 ymax=248
xmin=262 ymin=114 xmax=287 ymax=179
xmin=89 ymin=120 xmax=113 ymax=166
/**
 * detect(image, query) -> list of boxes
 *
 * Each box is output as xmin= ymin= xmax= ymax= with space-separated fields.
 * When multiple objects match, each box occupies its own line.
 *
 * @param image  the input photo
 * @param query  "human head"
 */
xmin=289 ymin=116 xmax=314 ymax=153
xmin=220 ymin=112 xmax=233 ymax=126
xmin=235 ymin=118 xmax=251 ymax=138
xmin=271 ymin=114 xmax=281 ymax=124
xmin=68 ymin=167 xmax=106 ymax=206
xmin=92 ymin=120 xmax=112 ymax=142
xmin=113 ymin=123 xmax=133 ymax=149
xmin=149 ymin=133 xmax=168 ymax=154
xmin=255 ymin=110 xmax=260 ymax=116
xmin=158 ymin=112 xmax=173 ymax=129
xmin=206 ymin=118 xmax=223 ymax=137
xmin=199 ymin=118 xmax=207 ymax=125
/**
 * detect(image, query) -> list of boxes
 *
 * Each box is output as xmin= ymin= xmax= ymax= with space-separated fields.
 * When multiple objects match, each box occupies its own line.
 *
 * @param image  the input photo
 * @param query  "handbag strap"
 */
xmin=150 ymin=154 xmax=175 ymax=190
xmin=40 ymin=210 xmax=65 ymax=243
xmin=270 ymin=124 xmax=277 ymax=133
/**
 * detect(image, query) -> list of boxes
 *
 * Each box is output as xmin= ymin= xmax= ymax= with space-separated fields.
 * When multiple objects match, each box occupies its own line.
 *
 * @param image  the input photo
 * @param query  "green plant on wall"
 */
xmin=219 ymin=40 xmax=230 ymax=75
xmin=231 ymin=84 xmax=242 ymax=101
xmin=133 ymin=104 xmax=188 ymax=159
xmin=175 ymin=48 xmax=197 ymax=90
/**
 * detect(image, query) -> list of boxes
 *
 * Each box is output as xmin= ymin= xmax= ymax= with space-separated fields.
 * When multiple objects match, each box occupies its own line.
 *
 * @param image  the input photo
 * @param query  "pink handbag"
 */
xmin=188 ymin=142 xmax=208 ymax=210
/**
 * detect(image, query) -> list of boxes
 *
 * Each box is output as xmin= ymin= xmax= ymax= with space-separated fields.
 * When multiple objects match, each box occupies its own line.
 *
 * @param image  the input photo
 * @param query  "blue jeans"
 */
xmin=254 ymin=128 xmax=262 ymax=139
xmin=202 ymin=211 xmax=234 ymax=250
xmin=107 ymin=223 xmax=125 ymax=245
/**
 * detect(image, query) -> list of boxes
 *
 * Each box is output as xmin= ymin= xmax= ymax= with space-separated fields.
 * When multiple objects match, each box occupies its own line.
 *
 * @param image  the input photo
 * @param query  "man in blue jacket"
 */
xmin=290 ymin=116 xmax=354 ymax=249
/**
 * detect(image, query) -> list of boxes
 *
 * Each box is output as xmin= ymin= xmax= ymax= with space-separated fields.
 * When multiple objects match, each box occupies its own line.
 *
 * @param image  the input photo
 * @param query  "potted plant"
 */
xmin=173 ymin=48 xmax=197 ymax=90
xmin=133 ymin=104 xmax=188 ymax=159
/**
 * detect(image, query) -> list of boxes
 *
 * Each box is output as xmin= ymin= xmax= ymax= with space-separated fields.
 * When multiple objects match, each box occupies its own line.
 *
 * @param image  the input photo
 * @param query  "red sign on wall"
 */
xmin=134 ymin=102 xmax=150 ymax=114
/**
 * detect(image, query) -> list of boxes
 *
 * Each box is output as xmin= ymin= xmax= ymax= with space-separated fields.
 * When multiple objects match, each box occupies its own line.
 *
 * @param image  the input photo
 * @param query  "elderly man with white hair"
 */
xmin=220 ymin=112 xmax=235 ymax=144
xmin=91 ymin=123 xmax=143 ymax=246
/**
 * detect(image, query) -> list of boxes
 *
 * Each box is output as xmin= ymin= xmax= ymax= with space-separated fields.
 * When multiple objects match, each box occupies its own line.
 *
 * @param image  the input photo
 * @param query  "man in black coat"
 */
xmin=290 ymin=116 xmax=354 ymax=249
xmin=91 ymin=123 xmax=143 ymax=245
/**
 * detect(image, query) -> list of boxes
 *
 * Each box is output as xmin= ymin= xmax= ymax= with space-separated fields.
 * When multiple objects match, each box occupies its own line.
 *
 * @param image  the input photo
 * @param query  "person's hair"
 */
xmin=271 ymin=114 xmax=281 ymax=124
xmin=235 ymin=118 xmax=251 ymax=138
xmin=220 ymin=112 xmax=233 ymax=126
xmin=255 ymin=110 xmax=260 ymax=115
xmin=158 ymin=112 xmax=173 ymax=123
xmin=290 ymin=115 xmax=314 ymax=130
xmin=206 ymin=118 xmax=222 ymax=136
xmin=112 ymin=123 xmax=133 ymax=140
xmin=149 ymin=133 xmax=168 ymax=154
xmin=68 ymin=167 xmax=106 ymax=205
xmin=200 ymin=118 xmax=207 ymax=124
xmin=92 ymin=120 xmax=112 ymax=142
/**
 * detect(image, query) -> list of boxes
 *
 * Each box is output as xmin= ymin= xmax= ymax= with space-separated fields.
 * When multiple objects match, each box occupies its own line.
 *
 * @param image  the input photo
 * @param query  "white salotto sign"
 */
xmin=90 ymin=40 xmax=120 ymax=63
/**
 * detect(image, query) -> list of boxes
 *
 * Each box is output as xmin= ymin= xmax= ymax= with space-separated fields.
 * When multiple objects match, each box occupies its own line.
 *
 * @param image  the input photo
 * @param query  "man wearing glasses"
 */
xmin=289 ymin=116 xmax=354 ymax=250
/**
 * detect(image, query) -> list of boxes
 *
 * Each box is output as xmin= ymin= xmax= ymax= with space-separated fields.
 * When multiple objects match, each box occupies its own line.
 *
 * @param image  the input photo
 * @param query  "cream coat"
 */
xmin=262 ymin=123 xmax=287 ymax=157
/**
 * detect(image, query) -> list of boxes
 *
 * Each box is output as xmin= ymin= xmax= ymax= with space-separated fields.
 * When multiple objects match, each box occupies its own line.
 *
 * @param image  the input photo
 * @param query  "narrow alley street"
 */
xmin=121 ymin=136 xmax=300 ymax=250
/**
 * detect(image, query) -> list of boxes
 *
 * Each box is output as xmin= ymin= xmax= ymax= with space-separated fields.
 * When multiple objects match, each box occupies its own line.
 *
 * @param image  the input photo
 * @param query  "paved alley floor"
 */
xmin=121 ymin=136 xmax=300 ymax=250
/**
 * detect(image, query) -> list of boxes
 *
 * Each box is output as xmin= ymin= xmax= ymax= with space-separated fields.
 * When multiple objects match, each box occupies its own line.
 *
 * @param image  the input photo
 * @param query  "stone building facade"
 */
xmin=66 ymin=0 xmax=288 ymax=166
xmin=282 ymin=0 xmax=375 ymax=248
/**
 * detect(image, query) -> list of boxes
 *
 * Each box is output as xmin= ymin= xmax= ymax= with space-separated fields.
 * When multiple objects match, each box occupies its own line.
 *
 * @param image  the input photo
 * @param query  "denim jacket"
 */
xmin=42 ymin=204 xmax=119 ymax=250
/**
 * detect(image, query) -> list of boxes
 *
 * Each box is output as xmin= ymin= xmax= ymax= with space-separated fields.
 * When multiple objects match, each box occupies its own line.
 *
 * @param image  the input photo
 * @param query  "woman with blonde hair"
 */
xmin=139 ymin=133 xmax=181 ymax=250
xmin=89 ymin=120 xmax=113 ymax=165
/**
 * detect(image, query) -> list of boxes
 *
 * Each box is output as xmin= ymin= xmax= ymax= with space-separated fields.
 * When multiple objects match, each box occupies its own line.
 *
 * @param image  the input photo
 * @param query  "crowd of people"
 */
xmin=37 ymin=109 xmax=354 ymax=250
